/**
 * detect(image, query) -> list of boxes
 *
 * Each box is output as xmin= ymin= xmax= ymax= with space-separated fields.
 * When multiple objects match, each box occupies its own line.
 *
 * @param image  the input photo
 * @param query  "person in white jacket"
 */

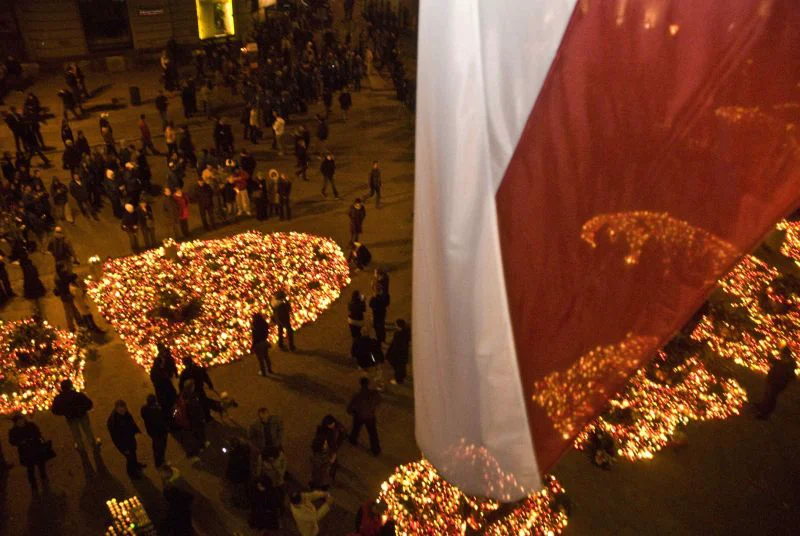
xmin=290 ymin=491 xmax=334 ymax=536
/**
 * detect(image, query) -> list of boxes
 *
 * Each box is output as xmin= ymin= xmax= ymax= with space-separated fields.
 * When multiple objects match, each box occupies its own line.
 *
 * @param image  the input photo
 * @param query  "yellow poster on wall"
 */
xmin=196 ymin=0 xmax=236 ymax=40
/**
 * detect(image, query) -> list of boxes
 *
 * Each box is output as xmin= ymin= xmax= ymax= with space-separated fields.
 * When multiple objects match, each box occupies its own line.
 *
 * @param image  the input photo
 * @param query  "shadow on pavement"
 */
xmin=271 ymin=372 xmax=347 ymax=405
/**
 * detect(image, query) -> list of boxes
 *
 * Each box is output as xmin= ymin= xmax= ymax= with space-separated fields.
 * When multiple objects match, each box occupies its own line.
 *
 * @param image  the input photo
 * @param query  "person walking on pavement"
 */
xmin=252 ymin=312 xmax=274 ymax=376
xmin=386 ymin=319 xmax=410 ymax=385
xmin=291 ymin=491 xmax=334 ymax=536
xmin=138 ymin=114 xmax=161 ymax=155
xmin=9 ymin=413 xmax=52 ymax=492
xmin=339 ymin=87 xmax=352 ymax=122
xmin=173 ymin=188 xmax=190 ymax=239
xmin=137 ymin=199 xmax=157 ymax=248
xmin=347 ymin=378 xmax=382 ymax=456
xmin=107 ymin=400 xmax=146 ymax=478
xmin=348 ymin=290 xmax=367 ymax=339
xmin=54 ymin=271 xmax=81 ymax=331
xmin=320 ymin=152 xmax=340 ymax=199
xmin=141 ymin=394 xmax=169 ymax=468
xmin=365 ymin=160 xmax=382 ymax=208
xmin=51 ymin=378 xmax=102 ymax=452
xmin=349 ymin=198 xmax=366 ymax=244
xmin=271 ymin=290 xmax=296 ymax=351
xmin=272 ymin=111 xmax=286 ymax=154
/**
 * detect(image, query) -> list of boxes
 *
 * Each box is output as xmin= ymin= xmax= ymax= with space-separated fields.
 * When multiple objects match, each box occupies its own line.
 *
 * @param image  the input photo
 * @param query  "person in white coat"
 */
xmin=289 ymin=491 xmax=334 ymax=536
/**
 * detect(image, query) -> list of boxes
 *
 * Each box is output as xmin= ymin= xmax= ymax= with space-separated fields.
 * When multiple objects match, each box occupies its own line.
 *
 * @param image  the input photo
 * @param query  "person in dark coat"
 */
xmin=365 ymin=160 xmax=382 ymax=208
xmin=193 ymin=175 xmax=215 ymax=231
xmin=348 ymin=290 xmax=366 ymax=339
xmin=347 ymin=378 xmax=382 ymax=455
xmin=137 ymin=199 xmax=157 ymax=249
xmin=278 ymin=173 xmax=292 ymax=220
xmin=160 ymin=465 xmax=195 ymax=535
xmin=9 ymin=413 xmax=51 ymax=490
xmin=348 ymin=198 xmax=366 ymax=244
xmin=69 ymin=173 xmax=95 ymax=218
xmin=271 ymin=290 xmax=296 ymax=351
xmin=369 ymin=289 xmax=390 ymax=345
xmin=319 ymin=152 xmax=339 ymax=198
xmin=349 ymin=242 xmax=372 ymax=271
xmin=150 ymin=344 xmax=179 ymax=420
xmin=309 ymin=415 xmax=346 ymax=490
xmin=121 ymin=203 xmax=140 ymax=253
xmin=339 ymin=88 xmax=352 ymax=122
xmin=386 ymin=319 xmax=410 ymax=385
xmin=175 ymin=379 xmax=208 ymax=457
xmin=107 ymin=399 xmax=145 ymax=478
xmin=178 ymin=357 xmax=215 ymax=422
xmin=252 ymin=312 xmax=274 ymax=376
xmin=141 ymin=394 xmax=169 ymax=468
xmin=755 ymin=346 xmax=797 ymax=419
xmin=20 ymin=257 xmax=46 ymax=311
xmin=51 ymin=378 xmax=101 ymax=451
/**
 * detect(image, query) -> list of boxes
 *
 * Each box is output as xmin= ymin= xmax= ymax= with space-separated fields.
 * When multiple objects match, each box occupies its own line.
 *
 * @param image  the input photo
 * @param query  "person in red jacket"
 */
xmin=173 ymin=188 xmax=190 ymax=239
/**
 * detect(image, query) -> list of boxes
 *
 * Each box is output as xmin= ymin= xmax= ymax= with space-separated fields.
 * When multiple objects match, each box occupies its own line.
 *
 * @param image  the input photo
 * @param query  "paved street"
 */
xmin=1 ymin=16 xmax=800 ymax=536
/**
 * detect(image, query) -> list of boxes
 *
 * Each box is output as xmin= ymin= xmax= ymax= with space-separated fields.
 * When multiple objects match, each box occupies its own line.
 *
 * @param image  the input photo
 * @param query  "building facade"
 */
xmin=6 ymin=0 xmax=257 ymax=62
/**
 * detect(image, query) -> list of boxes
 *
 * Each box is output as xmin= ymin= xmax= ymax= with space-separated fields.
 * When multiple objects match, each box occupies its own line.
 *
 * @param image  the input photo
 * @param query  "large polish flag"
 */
xmin=413 ymin=0 xmax=800 ymax=501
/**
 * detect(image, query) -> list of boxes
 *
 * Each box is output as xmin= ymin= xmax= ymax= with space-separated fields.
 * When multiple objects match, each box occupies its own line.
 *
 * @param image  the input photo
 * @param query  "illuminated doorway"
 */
xmin=196 ymin=0 xmax=236 ymax=40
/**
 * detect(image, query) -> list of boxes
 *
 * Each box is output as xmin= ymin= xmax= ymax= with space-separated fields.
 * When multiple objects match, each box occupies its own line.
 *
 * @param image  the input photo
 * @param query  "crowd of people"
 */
xmin=0 ymin=1 xmax=415 ymax=534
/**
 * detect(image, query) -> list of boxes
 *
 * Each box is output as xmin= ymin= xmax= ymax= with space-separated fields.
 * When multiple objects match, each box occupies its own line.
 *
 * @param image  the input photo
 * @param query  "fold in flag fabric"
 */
xmin=413 ymin=0 xmax=800 ymax=501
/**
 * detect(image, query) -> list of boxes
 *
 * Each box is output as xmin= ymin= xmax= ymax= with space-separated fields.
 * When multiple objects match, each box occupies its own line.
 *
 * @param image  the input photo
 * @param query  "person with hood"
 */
xmin=150 ymin=344 xmax=178 ymax=420
xmin=290 ymin=491 xmax=334 ymax=536
xmin=349 ymin=198 xmax=367 ymax=244
xmin=141 ymin=394 xmax=169 ymax=468
xmin=347 ymin=378 xmax=382 ymax=456
xmin=9 ymin=413 xmax=52 ymax=491
xmin=271 ymin=290 xmax=296 ymax=352
xmin=51 ymin=378 xmax=101 ymax=452
xmin=137 ymin=199 xmax=157 ymax=248
xmin=173 ymin=188 xmax=190 ymax=239
xmin=252 ymin=312 xmax=274 ymax=376
xmin=386 ymin=319 xmax=410 ymax=385
xmin=121 ymin=203 xmax=140 ymax=252
xmin=107 ymin=399 xmax=145 ymax=478
xmin=320 ymin=152 xmax=340 ymax=199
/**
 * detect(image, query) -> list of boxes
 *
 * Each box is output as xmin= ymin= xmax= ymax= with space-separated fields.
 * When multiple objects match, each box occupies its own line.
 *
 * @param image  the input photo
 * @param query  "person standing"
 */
xmin=141 ymin=394 xmax=169 ymax=468
xmin=155 ymin=91 xmax=169 ymax=128
xmin=386 ymin=319 xmax=410 ymax=385
xmin=51 ymin=378 xmax=102 ymax=451
xmin=278 ymin=173 xmax=292 ymax=220
xmin=295 ymin=140 xmax=310 ymax=181
xmin=137 ymin=199 xmax=157 ymax=248
xmin=369 ymin=288 xmax=390 ymax=345
xmin=271 ymin=290 xmax=296 ymax=352
xmin=70 ymin=172 xmax=95 ymax=219
xmin=755 ymin=346 xmax=797 ymax=419
xmin=309 ymin=415 xmax=346 ymax=490
xmin=162 ymin=187 xmax=180 ymax=239
xmin=107 ymin=400 xmax=146 ymax=478
xmin=71 ymin=279 xmax=106 ymax=334
xmin=164 ymin=122 xmax=177 ymax=156
xmin=272 ymin=111 xmax=285 ymax=154
xmin=316 ymin=114 xmax=329 ymax=153
xmin=348 ymin=198 xmax=366 ymax=244
xmin=47 ymin=227 xmax=79 ymax=275
xmin=252 ymin=312 xmax=274 ymax=376
xmin=50 ymin=177 xmax=74 ymax=224
xmin=348 ymin=291 xmax=366 ymax=339
xmin=339 ymin=88 xmax=352 ymax=122
xmin=248 ymin=407 xmax=284 ymax=455
xmin=150 ymin=345 xmax=179 ymax=420
xmin=9 ymin=413 xmax=51 ymax=492
xmin=138 ymin=114 xmax=161 ymax=155
xmin=319 ymin=153 xmax=340 ymax=199
xmin=54 ymin=271 xmax=80 ymax=331
xmin=173 ymin=188 xmax=190 ymax=239
xmin=179 ymin=357 xmax=215 ymax=422
xmin=365 ymin=161 xmax=382 ymax=208
xmin=290 ymin=491 xmax=334 ymax=536
xmin=194 ymin=175 xmax=215 ymax=231
xmin=121 ymin=203 xmax=140 ymax=253
xmin=175 ymin=379 xmax=208 ymax=458
xmin=347 ymin=378 xmax=382 ymax=456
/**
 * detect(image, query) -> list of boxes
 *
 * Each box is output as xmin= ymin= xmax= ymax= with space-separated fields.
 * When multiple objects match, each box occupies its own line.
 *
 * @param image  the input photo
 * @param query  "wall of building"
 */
xmin=127 ymin=0 xmax=175 ymax=51
xmin=14 ymin=0 xmax=88 ymax=61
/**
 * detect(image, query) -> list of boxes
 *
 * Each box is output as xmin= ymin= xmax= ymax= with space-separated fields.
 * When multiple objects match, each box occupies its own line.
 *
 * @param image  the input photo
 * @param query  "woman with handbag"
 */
xmin=8 ymin=412 xmax=53 ymax=491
